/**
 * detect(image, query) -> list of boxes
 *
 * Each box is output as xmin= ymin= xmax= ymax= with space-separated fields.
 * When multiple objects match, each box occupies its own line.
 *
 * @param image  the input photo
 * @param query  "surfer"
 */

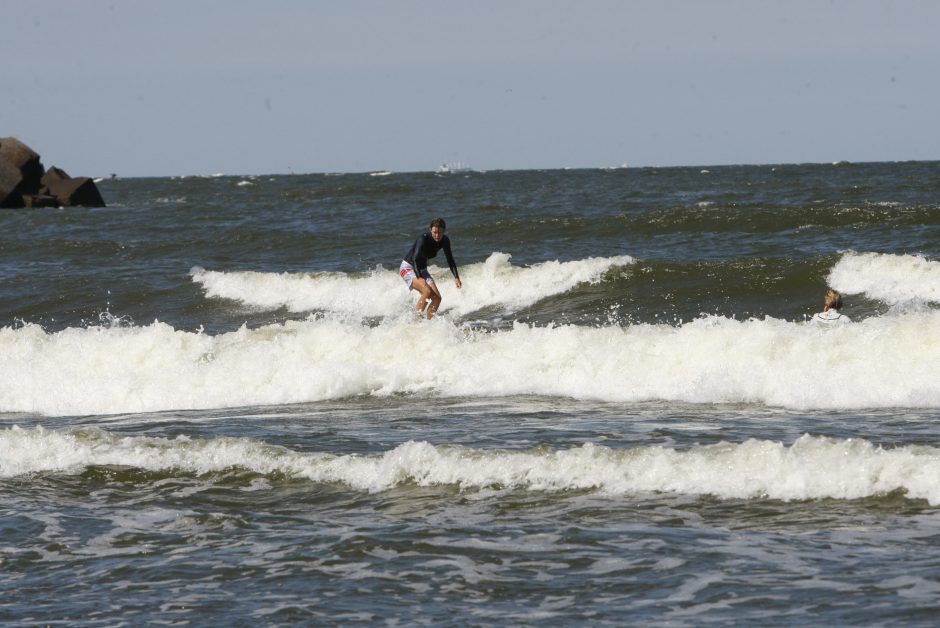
xmin=400 ymin=218 xmax=462 ymax=319
xmin=812 ymin=289 xmax=851 ymax=325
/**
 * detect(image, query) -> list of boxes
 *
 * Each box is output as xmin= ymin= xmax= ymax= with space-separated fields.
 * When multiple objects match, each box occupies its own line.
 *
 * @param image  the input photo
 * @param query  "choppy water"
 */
xmin=3 ymin=162 xmax=940 ymax=625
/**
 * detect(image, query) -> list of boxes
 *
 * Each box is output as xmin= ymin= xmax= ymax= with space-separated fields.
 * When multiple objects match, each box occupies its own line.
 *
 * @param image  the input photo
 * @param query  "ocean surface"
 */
xmin=3 ymin=161 xmax=940 ymax=625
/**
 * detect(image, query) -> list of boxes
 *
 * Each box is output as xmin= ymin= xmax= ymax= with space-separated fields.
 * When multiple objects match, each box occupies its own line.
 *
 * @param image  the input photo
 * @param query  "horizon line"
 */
xmin=96 ymin=158 xmax=937 ymax=181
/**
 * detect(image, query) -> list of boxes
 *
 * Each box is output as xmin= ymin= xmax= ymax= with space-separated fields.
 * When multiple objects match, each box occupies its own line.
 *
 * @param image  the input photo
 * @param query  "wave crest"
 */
xmin=190 ymin=252 xmax=636 ymax=318
xmin=3 ymin=309 xmax=940 ymax=415
xmin=829 ymin=251 xmax=940 ymax=306
xmin=4 ymin=428 xmax=939 ymax=505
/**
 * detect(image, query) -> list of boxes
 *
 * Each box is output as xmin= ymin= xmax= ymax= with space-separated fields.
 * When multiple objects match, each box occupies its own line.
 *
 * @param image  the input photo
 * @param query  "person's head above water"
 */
xmin=429 ymin=217 xmax=446 ymax=242
xmin=824 ymin=288 xmax=843 ymax=311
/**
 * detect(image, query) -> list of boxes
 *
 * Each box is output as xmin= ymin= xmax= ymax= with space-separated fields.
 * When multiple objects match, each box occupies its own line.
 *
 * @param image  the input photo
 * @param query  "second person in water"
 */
xmin=813 ymin=288 xmax=851 ymax=325
xmin=399 ymin=218 xmax=462 ymax=319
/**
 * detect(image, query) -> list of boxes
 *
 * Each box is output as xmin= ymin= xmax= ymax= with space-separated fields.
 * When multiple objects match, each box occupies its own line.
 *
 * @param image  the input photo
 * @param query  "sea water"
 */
xmin=2 ymin=163 xmax=940 ymax=624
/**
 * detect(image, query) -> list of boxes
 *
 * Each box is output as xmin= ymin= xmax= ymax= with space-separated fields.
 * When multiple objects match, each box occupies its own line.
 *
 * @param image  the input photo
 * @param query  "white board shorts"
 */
xmin=399 ymin=260 xmax=434 ymax=290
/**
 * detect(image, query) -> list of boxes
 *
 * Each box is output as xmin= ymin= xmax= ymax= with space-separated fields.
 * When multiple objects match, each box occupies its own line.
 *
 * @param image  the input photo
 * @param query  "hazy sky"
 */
xmin=4 ymin=0 xmax=938 ymax=177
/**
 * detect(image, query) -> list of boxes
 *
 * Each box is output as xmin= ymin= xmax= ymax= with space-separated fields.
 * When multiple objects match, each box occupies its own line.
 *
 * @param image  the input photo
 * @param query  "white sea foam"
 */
xmin=828 ymin=251 xmax=940 ymax=305
xmin=2 ymin=309 xmax=940 ymax=416
xmin=190 ymin=266 xmax=406 ymax=318
xmin=190 ymin=252 xmax=635 ymax=318
xmin=3 ymin=428 xmax=939 ymax=504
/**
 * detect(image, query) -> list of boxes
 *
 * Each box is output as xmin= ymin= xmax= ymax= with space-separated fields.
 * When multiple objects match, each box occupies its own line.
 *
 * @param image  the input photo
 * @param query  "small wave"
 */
xmin=4 ymin=429 xmax=939 ymax=505
xmin=3 ymin=311 xmax=940 ymax=415
xmin=828 ymin=251 xmax=940 ymax=305
xmin=190 ymin=253 xmax=636 ymax=319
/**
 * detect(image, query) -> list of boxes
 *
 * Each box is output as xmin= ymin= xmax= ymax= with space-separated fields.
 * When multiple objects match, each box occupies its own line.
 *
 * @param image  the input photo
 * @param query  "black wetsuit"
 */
xmin=404 ymin=233 xmax=460 ymax=280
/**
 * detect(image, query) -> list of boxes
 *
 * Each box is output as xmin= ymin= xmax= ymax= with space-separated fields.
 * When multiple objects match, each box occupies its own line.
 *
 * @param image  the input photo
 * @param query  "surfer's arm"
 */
xmin=443 ymin=237 xmax=460 ymax=282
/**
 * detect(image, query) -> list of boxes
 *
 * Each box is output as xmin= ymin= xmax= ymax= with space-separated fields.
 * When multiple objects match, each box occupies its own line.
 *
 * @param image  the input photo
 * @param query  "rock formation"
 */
xmin=0 ymin=137 xmax=105 ymax=208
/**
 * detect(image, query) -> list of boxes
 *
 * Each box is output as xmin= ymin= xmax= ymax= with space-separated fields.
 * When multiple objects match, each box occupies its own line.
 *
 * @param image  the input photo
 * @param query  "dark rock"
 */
xmin=44 ymin=175 xmax=106 ymax=208
xmin=41 ymin=166 xmax=71 ymax=186
xmin=0 ymin=137 xmax=105 ymax=208
xmin=22 ymin=194 xmax=61 ymax=208
xmin=0 ymin=158 xmax=24 ymax=208
xmin=0 ymin=137 xmax=43 ymax=195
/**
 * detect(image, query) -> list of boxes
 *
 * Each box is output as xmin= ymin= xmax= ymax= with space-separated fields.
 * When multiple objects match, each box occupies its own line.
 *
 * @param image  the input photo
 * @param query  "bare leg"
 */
xmin=412 ymin=278 xmax=435 ymax=318
xmin=425 ymin=282 xmax=443 ymax=318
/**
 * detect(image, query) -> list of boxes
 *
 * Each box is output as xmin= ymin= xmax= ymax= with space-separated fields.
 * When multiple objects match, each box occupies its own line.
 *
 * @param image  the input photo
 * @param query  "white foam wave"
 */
xmin=4 ymin=428 xmax=939 ymax=504
xmin=190 ymin=252 xmax=635 ymax=318
xmin=828 ymin=251 xmax=940 ymax=305
xmin=3 ymin=310 xmax=940 ymax=415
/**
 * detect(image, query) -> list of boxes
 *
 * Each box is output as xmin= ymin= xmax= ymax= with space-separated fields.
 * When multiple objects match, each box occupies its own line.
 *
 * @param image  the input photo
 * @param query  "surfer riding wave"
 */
xmin=400 ymin=217 xmax=462 ymax=319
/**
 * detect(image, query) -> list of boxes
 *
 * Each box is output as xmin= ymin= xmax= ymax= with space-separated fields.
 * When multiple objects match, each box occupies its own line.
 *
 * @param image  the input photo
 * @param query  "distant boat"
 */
xmin=437 ymin=161 xmax=471 ymax=174
xmin=369 ymin=171 xmax=392 ymax=177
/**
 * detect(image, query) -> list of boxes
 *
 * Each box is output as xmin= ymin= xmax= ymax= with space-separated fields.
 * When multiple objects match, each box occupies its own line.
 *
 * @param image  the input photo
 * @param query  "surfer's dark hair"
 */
xmin=430 ymin=218 xmax=446 ymax=231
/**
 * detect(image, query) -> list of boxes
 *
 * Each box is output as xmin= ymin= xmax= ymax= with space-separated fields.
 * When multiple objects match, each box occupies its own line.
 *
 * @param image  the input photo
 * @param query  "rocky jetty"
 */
xmin=0 ymin=137 xmax=105 ymax=208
